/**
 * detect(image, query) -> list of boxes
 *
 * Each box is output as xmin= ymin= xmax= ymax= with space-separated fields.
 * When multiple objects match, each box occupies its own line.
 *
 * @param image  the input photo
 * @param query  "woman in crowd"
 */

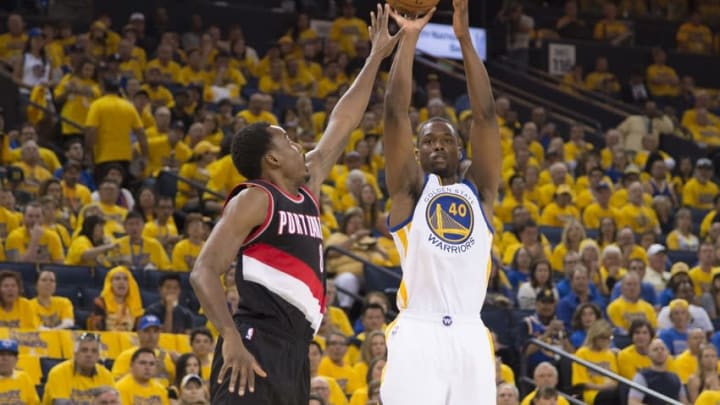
xmin=517 ymin=260 xmax=556 ymax=310
xmin=666 ymin=207 xmax=700 ymax=251
xmin=507 ymin=247 xmax=533 ymax=292
xmin=30 ymin=269 xmax=74 ymax=329
xmin=569 ymin=303 xmax=603 ymax=350
xmin=0 ymin=271 xmax=38 ymax=329
xmin=171 ymin=213 xmax=208 ymax=272
xmin=353 ymin=331 xmax=387 ymax=381
xmin=65 ymin=215 xmax=117 ymax=267
xmin=350 ymin=356 xmax=386 ymax=405
xmin=551 ymin=220 xmax=587 ymax=274
xmin=572 ymin=319 xmax=619 ymax=405
xmin=595 ymin=217 xmax=617 ymax=249
xmin=176 ymin=141 xmax=219 ymax=211
xmin=87 ymin=265 xmax=144 ymax=331
xmin=687 ymin=344 xmax=719 ymax=403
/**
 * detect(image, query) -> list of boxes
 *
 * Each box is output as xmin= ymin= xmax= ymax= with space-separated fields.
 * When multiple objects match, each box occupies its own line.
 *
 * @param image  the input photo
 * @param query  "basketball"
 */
xmin=387 ymin=0 xmax=440 ymax=15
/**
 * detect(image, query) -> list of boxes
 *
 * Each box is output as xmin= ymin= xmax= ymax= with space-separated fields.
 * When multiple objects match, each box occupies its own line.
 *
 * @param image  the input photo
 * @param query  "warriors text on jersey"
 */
xmin=226 ymin=180 xmax=325 ymax=338
xmin=390 ymin=174 xmax=494 ymax=314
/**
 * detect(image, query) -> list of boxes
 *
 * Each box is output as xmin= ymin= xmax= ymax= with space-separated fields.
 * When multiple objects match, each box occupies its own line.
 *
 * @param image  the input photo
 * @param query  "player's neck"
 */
xmin=438 ymin=174 xmax=459 ymax=186
xmin=265 ymin=175 xmax=301 ymax=197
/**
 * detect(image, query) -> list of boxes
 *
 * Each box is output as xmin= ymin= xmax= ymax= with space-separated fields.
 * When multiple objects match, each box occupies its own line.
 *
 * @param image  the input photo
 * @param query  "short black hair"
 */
xmin=231 ymin=122 xmax=274 ymax=179
xmin=361 ymin=302 xmax=386 ymax=317
xmin=190 ymin=328 xmax=213 ymax=344
xmin=158 ymin=273 xmax=181 ymax=288
xmin=629 ymin=319 xmax=655 ymax=339
xmin=417 ymin=117 xmax=458 ymax=146
xmin=131 ymin=347 xmax=156 ymax=363
xmin=125 ymin=211 xmax=144 ymax=223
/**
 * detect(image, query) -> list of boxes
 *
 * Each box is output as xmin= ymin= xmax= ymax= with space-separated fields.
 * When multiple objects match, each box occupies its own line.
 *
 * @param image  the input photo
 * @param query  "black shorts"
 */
xmin=210 ymin=322 xmax=310 ymax=405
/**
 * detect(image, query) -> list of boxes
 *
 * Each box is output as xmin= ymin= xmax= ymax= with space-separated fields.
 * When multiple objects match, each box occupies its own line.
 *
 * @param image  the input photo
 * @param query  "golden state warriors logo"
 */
xmin=426 ymin=193 xmax=474 ymax=244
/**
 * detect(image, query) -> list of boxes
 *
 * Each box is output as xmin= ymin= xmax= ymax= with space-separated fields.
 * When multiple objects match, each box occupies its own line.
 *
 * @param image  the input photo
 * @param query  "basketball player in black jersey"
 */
xmin=189 ymin=5 xmax=403 ymax=404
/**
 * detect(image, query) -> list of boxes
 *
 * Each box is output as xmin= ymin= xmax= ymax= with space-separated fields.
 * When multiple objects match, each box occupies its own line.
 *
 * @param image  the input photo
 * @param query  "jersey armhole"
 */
xmin=462 ymin=178 xmax=495 ymax=235
xmin=235 ymin=183 xmax=275 ymax=246
xmin=300 ymin=185 xmax=321 ymax=214
xmin=388 ymin=175 xmax=430 ymax=233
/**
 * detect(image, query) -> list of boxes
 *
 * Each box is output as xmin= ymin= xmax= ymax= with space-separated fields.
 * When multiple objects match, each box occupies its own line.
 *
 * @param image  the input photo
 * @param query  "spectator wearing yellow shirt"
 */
xmin=560 ymin=64 xmax=587 ymax=94
xmin=666 ymin=208 xmax=700 ymax=251
xmin=0 ymin=271 xmax=39 ymax=329
xmin=178 ymin=48 xmax=208 ymax=87
xmin=676 ymin=11 xmax=713 ymax=54
xmin=673 ymin=328 xmax=707 ymax=384
xmin=585 ymin=56 xmax=620 ymax=96
xmin=687 ymin=344 xmax=720 ymax=403
xmin=0 ymin=339 xmax=39 ymax=405
xmin=171 ymin=214 xmax=206 ymax=272
xmin=550 ymin=220 xmax=586 ymax=273
xmin=65 ymin=215 xmax=117 ymax=267
xmin=230 ymin=37 xmax=260 ymax=78
xmin=131 ymin=88 xmax=157 ymax=130
xmin=317 ymin=60 xmax=348 ymax=99
xmin=646 ymin=48 xmax=680 ymax=99
xmin=205 ymin=52 xmax=247 ymax=105
xmin=142 ymin=67 xmax=175 ymax=109
xmin=582 ymin=182 xmax=620 ymax=231
xmin=694 ymin=377 xmax=720 ymax=404
xmin=318 ymin=332 xmax=363 ymax=396
xmin=112 ymin=315 xmax=176 ymax=387
xmin=142 ymin=196 xmax=181 ymax=254
xmin=147 ymin=43 xmax=181 ymax=84
xmin=616 ymin=227 xmax=649 ymax=265
xmin=60 ymin=161 xmax=92 ymax=214
xmin=54 ymin=58 xmax=101 ymax=140
xmin=564 ymin=123 xmax=593 ymax=167
xmin=537 ymin=162 xmax=571 ymax=208
xmin=627 ymin=338 xmax=687 ymax=404
xmin=113 ymin=212 xmax=171 ymax=270
xmin=0 ymin=14 xmax=28 ymax=63
xmin=329 ymin=1 xmax=369 ymax=57
xmin=236 ymin=93 xmax=279 ymax=125
xmin=87 ymin=265 xmax=144 ymax=331
xmin=11 ymin=140 xmax=54 ymax=197
xmin=689 ymin=243 xmax=719 ymax=296
xmin=599 ymin=128 xmax=621 ymax=169
xmin=572 ymin=320 xmax=620 ymax=404
xmin=94 ymin=179 xmax=129 ymax=233
xmin=286 ymin=57 xmax=316 ymax=97
xmin=142 ymin=122 xmax=192 ymax=179
xmin=145 ymin=107 xmax=171 ymax=139
xmin=117 ymin=38 xmax=144 ymax=80
xmin=497 ymin=175 xmax=540 ymax=224
xmin=682 ymin=158 xmax=719 ymax=210
xmin=681 ymin=91 xmax=720 ymax=128
xmin=700 ymin=195 xmax=720 ymax=237
xmin=0 ymin=200 xmax=19 ymax=240
xmin=5 ymin=201 xmax=64 ymax=264
xmin=606 ymin=272 xmax=657 ymax=333
xmin=85 ymin=81 xmax=148 ymax=182
xmin=593 ymin=3 xmax=631 ymax=45
xmin=539 ymin=185 xmax=580 ymax=228
xmin=520 ymin=362 xmax=569 ymax=405
xmin=688 ymin=109 xmax=720 ymax=147
xmin=42 ymin=333 xmax=115 ymax=405
xmin=116 ymin=348 xmax=170 ymax=405
xmin=617 ymin=181 xmax=660 ymax=235
xmin=258 ymin=58 xmax=287 ymax=95
xmin=617 ymin=320 xmax=660 ymax=380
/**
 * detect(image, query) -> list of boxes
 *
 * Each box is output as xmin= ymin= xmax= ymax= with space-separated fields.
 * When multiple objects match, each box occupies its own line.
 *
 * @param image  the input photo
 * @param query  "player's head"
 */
xmin=231 ymin=122 xmax=307 ymax=185
xmin=416 ymin=117 xmax=462 ymax=179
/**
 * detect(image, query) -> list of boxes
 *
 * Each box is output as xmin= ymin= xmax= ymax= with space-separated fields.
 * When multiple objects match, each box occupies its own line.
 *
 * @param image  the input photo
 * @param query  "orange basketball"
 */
xmin=388 ymin=0 xmax=440 ymax=15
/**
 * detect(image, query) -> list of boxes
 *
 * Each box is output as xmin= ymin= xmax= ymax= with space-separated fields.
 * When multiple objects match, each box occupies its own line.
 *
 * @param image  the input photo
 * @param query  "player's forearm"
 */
xmin=384 ymin=33 xmax=419 ymax=120
xmin=458 ymin=37 xmax=495 ymax=124
xmin=190 ymin=268 xmax=239 ymax=337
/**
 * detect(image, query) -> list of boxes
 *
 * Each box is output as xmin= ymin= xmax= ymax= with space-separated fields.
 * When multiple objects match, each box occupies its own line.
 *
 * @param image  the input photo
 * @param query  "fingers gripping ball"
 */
xmin=387 ymin=0 xmax=440 ymax=15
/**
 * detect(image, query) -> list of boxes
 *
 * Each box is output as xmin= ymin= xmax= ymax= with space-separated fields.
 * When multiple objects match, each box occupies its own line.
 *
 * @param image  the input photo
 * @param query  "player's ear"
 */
xmin=264 ymin=150 xmax=281 ymax=168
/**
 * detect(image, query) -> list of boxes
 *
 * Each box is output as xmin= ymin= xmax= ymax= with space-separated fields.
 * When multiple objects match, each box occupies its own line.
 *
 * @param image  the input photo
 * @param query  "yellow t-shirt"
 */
xmin=0 ymin=370 xmax=39 ymax=405
xmin=119 ymin=59 xmax=143 ymax=81
xmin=319 ymin=375 xmax=350 ymax=405
xmin=112 ymin=348 xmax=176 ymax=388
xmin=520 ymin=390 xmax=570 ymax=405
xmin=317 ymin=357 xmax=363 ymax=396
xmin=682 ymin=178 xmax=719 ymax=210
xmin=116 ymin=374 xmax=169 ymax=405
xmin=316 ymin=76 xmax=347 ymax=99
xmin=170 ymin=239 xmax=203 ymax=272
xmin=42 ymin=359 xmax=115 ymax=405
xmin=235 ymin=109 xmax=279 ymax=125
xmin=497 ymin=195 xmax=540 ymax=224
xmin=113 ymin=236 xmax=171 ymax=270
xmin=0 ymin=206 xmax=20 ymax=240
xmin=178 ymin=66 xmax=209 ymax=86
xmin=616 ymin=344 xmax=675 ymax=381
xmin=673 ymin=349 xmax=708 ymax=384
xmin=616 ymin=204 xmax=659 ymax=235
xmin=329 ymin=17 xmax=369 ymax=56
xmin=328 ymin=306 xmax=354 ymax=337
xmin=0 ymin=297 xmax=39 ymax=329
xmin=676 ymin=23 xmax=713 ymax=53
xmin=29 ymin=296 xmax=74 ymax=329
xmin=11 ymin=161 xmax=53 ymax=196
xmin=572 ymin=347 xmax=618 ymax=404
xmin=689 ymin=266 xmax=720 ymax=296
xmin=606 ymin=297 xmax=657 ymax=332
xmin=701 ymin=210 xmax=718 ymax=237
xmin=538 ymin=203 xmax=580 ymax=228
xmin=205 ymin=155 xmax=247 ymax=199
xmin=5 ymin=226 xmax=64 ymax=263
xmin=258 ymin=74 xmax=286 ymax=94
xmin=582 ymin=203 xmax=619 ymax=230
xmin=140 ymin=84 xmax=175 ymax=108
xmin=0 ymin=33 xmax=28 ymax=61
xmin=7 ymin=147 xmax=61 ymax=173
xmin=593 ymin=20 xmax=629 ymax=40
xmin=585 ymin=72 xmax=620 ymax=93
xmin=65 ymin=235 xmax=107 ymax=267
xmin=98 ymin=203 xmax=128 ymax=233
xmin=61 ymin=181 xmax=92 ymax=213
xmin=54 ymin=75 xmax=101 ymax=135
xmin=646 ymin=64 xmax=680 ymax=97
xmin=85 ymin=94 xmax=143 ymax=164
xmin=696 ymin=390 xmax=720 ymax=405
xmin=142 ymin=219 xmax=179 ymax=244
xmin=146 ymin=59 xmax=181 ymax=83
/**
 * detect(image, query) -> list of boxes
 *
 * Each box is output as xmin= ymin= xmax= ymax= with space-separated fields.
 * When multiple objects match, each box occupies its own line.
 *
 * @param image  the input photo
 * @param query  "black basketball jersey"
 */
xmin=225 ymin=179 xmax=325 ymax=339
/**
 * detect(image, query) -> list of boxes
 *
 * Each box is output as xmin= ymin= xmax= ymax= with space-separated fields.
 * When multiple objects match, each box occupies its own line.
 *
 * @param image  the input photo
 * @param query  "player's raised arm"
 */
xmin=190 ymin=188 xmax=268 ymax=396
xmin=305 ymin=4 xmax=402 ymax=196
xmin=453 ymin=0 xmax=501 ymax=211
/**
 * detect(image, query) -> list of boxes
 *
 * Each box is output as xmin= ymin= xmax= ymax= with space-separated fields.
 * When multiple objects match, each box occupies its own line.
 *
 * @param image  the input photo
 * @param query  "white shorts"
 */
xmin=380 ymin=310 xmax=496 ymax=405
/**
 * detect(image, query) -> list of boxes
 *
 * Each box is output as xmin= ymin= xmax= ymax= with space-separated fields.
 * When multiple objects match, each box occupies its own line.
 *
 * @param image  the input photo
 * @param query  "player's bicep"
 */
xmin=194 ymin=188 xmax=268 ymax=277
xmin=383 ymin=112 xmax=422 ymax=196
xmin=467 ymin=121 xmax=502 ymax=203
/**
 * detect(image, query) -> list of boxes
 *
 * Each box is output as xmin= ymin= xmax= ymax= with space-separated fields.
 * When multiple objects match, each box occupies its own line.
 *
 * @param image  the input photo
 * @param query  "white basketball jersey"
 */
xmin=390 ymin=174 xmax=494 ymax=314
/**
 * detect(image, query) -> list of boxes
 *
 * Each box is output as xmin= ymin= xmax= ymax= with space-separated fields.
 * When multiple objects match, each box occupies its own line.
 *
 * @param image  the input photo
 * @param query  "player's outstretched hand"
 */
xmin=369 ymin=3 xmax=404 ymax=58
xmin=389 ymin=4 xmax=436 ymax=34
xmin=452 ymin=0 xmax=470 ymax=40
xmin=217 ymin=331 xmax=267 ymax=396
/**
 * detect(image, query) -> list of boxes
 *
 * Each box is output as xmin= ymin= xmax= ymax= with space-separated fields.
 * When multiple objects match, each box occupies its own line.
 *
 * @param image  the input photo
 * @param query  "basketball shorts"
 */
xmin=380 ymin=310 xmax=496 ymax=405
xmin=210 ymin=321 xmax=310 ymax=405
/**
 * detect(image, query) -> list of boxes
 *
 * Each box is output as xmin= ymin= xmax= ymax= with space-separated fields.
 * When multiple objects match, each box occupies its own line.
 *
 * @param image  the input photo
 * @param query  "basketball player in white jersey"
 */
xmin=380 ymin=0 xmax=502 ymax=404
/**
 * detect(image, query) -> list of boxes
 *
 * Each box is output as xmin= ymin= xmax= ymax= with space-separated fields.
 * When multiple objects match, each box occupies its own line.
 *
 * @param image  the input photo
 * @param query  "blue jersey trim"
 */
xmin=462 ymin=178 xmax=495 ymax=235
